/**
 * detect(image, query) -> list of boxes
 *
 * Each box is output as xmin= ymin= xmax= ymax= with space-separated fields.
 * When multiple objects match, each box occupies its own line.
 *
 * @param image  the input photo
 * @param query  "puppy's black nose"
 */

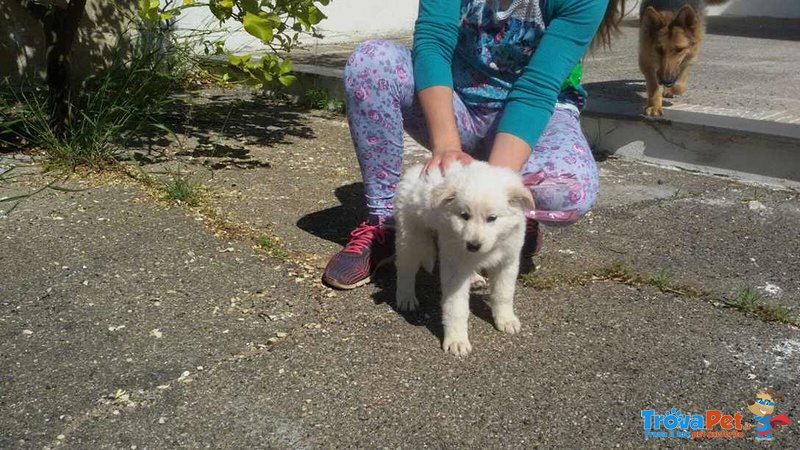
xmin=661 ymin=79 xmax=675 ymax=87
xmin=466 ymin=241 xmax=481 ymax=252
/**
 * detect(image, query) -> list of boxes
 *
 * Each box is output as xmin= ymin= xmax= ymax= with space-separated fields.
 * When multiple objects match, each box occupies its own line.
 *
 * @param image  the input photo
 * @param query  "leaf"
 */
xmin=213 ymin=41 xmax=226 ymax=55
xmin=0 ymin=193 xmax=31 ymax=203
xmin=278 ymin=74 xmax=297 ymax=87
xmin=183 ymin=0 xmax=195 ymax=4
xmin=48 ymin=185 xmax=88 ymax=193
xmin=228 ymin=54 xmax=252 ymax=67
xmin=278 ymin=59 xmax=292 ymax=75
xmin=240 ymin=0 xmax=260 ymax=13
xmin=243 ymin=12 xmax=275 ymax=43
xmin=209 ymin=0 xmax=233 ymax=20
xmin=5 ymin=201 xmax=20 ymax=215
xmin=138 ymin=0 xmax=160 ymax=21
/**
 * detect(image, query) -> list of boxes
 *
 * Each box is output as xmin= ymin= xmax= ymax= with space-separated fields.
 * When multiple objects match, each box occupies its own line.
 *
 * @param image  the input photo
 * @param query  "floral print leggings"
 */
xmin=344 ymin=40 xmax=598 ymax=226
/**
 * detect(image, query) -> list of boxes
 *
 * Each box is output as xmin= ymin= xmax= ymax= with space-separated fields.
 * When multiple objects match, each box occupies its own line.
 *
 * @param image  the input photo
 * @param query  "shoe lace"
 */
xmin=343 ymin=222 xmax=387 ymax=254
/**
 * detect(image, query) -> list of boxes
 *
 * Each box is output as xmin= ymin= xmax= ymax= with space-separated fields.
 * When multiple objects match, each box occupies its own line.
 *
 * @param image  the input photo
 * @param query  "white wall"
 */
xmin=310 ymin=0 xmax=418 ymax=43
xmin=177 ymin=0 xmax=418 ymax=53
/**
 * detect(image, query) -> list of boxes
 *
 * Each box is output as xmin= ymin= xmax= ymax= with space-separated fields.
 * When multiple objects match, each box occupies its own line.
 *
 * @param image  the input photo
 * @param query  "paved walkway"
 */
xmin=2 ymin=88 xmax=799 ymax=447
xmin=292 ymin=17 xmax=800 ymax=125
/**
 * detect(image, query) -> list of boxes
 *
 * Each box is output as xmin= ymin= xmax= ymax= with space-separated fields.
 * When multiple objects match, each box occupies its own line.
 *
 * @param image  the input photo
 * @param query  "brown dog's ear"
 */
xmin=430 ymin=183 xmax=457 ymax=208
xmin=674 ymin=4 xmax=698 ymax=30
xmin=642 ymin=6 xmax=665 ymax=29
xmin=508 ymin=185 xmax=535 ymax=211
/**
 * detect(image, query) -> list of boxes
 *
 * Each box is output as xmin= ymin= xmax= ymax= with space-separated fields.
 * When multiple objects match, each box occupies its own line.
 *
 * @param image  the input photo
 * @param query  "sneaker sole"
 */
xmin=322 ymin=255 xmax=395 ymax=290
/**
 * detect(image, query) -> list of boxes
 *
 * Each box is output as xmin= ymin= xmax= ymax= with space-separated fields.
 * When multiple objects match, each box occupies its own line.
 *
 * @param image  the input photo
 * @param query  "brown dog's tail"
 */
xmin=705 ymin=0 xmax=730 ymax=5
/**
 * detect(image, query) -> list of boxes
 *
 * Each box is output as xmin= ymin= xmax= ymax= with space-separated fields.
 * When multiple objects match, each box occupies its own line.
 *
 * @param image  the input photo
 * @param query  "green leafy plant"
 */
xmin=301 ymin=88 xmax=345 ymax=113
xmin=3 ymin=21 xmax=190 ymax=169
xmin=141 ymin=0 xmax=330 ymax=88
xmin=8 ymin=0 xmax=328 ymax=167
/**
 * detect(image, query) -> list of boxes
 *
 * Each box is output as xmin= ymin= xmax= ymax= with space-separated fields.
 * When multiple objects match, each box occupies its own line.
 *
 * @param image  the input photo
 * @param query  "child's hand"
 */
xmin=423 ymin=150 xmax=473 ymax=175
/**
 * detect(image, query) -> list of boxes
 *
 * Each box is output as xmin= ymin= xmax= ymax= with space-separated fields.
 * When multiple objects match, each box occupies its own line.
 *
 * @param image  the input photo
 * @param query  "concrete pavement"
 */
xmin=2 ymin=88 xmax=799 ymax=447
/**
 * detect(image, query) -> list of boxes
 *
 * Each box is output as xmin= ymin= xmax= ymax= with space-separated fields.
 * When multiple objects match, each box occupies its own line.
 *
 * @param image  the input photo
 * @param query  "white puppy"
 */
xmin=394 ymin=161 xmax=535 ymax=356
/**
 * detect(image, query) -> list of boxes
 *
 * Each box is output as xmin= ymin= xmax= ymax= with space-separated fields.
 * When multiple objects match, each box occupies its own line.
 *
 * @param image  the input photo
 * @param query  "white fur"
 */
xmin=394 ymin=161 xmax=534 ymax=356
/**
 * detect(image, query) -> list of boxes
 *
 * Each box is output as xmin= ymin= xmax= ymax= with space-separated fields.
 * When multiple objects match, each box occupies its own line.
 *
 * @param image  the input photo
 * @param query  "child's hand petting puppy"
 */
xmin=422 ymin=149 xmax=474 ymax=175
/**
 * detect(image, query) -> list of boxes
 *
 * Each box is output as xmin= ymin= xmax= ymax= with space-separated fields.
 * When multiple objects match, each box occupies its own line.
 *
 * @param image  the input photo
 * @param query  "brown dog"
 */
xmin=638 ymin=0 xmax=728 ymax=116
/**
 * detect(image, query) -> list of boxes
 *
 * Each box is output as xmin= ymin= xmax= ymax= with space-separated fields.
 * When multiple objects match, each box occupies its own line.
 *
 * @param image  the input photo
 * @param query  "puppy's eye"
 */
xmin=486 ymin=215 xmax=497 ymax=223
xmin=675 ymin=47 xmax=688 ymax=53
xmin=460 ymin=212 xmax=471 ymax=220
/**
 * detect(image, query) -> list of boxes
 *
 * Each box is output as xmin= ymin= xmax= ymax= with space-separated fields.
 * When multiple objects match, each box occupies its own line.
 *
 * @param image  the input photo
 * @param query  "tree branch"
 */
xmin=17 ymin=0 xmax=49 ymax=22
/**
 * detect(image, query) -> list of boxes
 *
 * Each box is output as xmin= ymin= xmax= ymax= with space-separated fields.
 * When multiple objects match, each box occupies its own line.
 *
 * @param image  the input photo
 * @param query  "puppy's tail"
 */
xmin=704 ymin=0 xmax=730 ymax=6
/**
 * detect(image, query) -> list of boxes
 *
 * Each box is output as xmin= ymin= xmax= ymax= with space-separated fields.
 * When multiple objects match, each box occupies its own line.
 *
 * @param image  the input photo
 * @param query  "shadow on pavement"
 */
xmin=371 ymin=264 xmax=497 ymax=345
xmin=583 ymin=79 xmax=673 ymax=108
xmin=584 ymin=79 xmax=645 ymax=104
xmin=296 ymin=182 xmax=368 ymax=246
xmin=129 ymin=93 xmax=316 ymax=166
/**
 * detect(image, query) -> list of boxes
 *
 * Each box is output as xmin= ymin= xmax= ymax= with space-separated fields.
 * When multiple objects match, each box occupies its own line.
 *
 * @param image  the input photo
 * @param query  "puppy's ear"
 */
xmin=673 ymin=5 xmax=698 ymax=30
xmin=642 ymin=6 xmax=665 ymax=30
xmin=430 ymin=183 xmax=457 ymax=209
xmin=508 ymin=185 xmax=535 ymax=211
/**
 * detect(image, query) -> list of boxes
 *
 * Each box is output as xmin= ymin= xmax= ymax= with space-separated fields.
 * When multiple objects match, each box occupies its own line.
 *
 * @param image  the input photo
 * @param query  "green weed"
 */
xmin=162 ymin=174 xmax=203 ymax=206
xmin=731 ymin=286 xmax=762 ymax=313
xmin=649 ymin=269 xmax=675 ymax=291
xmin=301 ymin=88 xmax=345 ymax=113
xmin=258 ymin=235 xmax=288 ymax=258
xmin=762 ymin=304 xmax=794 ymax=323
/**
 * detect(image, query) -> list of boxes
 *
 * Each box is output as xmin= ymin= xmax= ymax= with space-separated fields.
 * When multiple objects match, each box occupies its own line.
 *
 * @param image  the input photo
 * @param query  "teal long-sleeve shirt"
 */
xmin=412 ymin=0 xmax=608 ymax=149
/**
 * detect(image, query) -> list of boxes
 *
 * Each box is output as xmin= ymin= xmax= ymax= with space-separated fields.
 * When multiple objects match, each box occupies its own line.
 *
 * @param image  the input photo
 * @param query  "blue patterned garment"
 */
xmin=452 ymin=0 xmax=586 ymax=112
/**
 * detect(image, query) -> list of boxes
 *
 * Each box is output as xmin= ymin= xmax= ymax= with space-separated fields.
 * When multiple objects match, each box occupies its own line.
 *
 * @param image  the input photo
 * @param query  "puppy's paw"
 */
xmin=395 ymin=292 xmax=419 ymax=312
xmin=443 ymin=336 xmax=473 ymax=357
xmin=469 ymin=272 xmax=488 ymax=291
xmin=645 ymin=105 xmax=663 ymax=117
xmin=494 ymin=313 xmax=521 ymax=335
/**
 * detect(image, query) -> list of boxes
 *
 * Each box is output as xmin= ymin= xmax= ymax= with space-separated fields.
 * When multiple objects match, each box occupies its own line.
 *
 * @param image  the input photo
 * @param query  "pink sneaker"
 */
xmin=322 ymin=219 xmax=395 ymax=290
